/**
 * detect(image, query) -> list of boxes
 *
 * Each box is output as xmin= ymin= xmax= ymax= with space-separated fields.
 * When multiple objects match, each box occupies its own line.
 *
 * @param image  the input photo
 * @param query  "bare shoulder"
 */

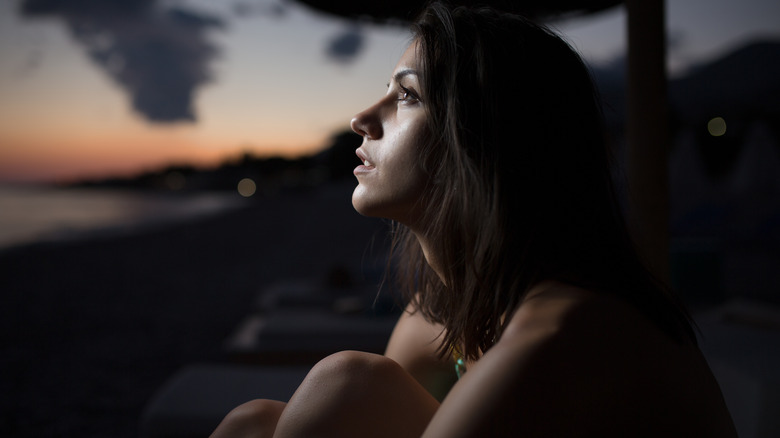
xmin=501 ymin=280 xmax=666 ymax=351
xmin=422 ymin=281 xmax=738 ymax=438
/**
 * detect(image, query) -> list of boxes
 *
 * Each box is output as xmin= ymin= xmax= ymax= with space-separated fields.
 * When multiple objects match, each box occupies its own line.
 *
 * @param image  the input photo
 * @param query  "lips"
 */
xmin=355 ymin=148 xmax=375 ymax=171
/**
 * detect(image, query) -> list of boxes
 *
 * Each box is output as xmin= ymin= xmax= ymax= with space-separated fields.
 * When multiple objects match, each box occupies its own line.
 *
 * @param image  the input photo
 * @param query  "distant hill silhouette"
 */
xmin=72 ymin=131 xmax=363 ymax=193
xmin=669 ymin=40 xmax=780 ymax=179
xmin=670 ymin=40 xmax=780 ymax=124
xmin=591 ymin=39 xmax=780 ymax=129
xmin=588 ymin=39 xmax=780 ymax=179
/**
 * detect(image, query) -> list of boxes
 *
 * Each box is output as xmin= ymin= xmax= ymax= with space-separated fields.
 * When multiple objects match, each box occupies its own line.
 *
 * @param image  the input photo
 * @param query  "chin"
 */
xmin=352 ymin=189 xmax=389 ymax=220
xmin=351 ymin=184 xmax=424 ymax=225
xmin=352 ymin=198 xmax=385 ymax=219
xmin=351 ymin=186 xmax=376 ymax=217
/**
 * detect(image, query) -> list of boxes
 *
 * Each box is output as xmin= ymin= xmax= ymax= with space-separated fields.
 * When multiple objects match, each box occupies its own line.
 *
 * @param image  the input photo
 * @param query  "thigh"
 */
xmin=273 ymin=351 xmax=440 ymax=438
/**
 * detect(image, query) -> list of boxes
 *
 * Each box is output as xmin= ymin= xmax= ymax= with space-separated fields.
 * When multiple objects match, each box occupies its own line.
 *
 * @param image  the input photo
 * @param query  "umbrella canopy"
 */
xmin=295 ymin=0 xmax=622 ymax=22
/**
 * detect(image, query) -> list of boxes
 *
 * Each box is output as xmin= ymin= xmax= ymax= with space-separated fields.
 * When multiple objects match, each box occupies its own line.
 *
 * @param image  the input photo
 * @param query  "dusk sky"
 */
xmin=1 ymin=0 xmax=778 ymax=184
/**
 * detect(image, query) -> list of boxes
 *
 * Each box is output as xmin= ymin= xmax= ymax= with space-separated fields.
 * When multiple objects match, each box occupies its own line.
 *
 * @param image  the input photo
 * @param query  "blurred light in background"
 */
xmin=237 ymin=178 xmax=256 ymax=197
xmin=708 ymin=117 xmax=727 ymax=137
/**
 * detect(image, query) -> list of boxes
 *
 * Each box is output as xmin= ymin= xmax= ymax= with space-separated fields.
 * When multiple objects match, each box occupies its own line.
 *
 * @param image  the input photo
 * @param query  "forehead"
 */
xmin=393 ymin=40 xmax=421 ymax=76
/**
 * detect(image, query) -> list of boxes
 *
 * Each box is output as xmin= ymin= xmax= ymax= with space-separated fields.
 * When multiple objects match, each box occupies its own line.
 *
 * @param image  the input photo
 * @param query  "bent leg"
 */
xmin=274 ymin=350 xmax=440 ymax=438
xmin=210 ymin=399 xmax=287 ymax=438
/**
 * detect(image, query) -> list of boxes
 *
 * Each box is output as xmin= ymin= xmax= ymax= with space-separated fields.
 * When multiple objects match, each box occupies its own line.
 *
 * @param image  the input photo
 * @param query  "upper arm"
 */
xmin=385 ymin=302 xmax=457 ymax=401
xmin=422 ymin=299 xmax=628 ymax=438
xmin=423 ymin=335 xmax=570 ymax=437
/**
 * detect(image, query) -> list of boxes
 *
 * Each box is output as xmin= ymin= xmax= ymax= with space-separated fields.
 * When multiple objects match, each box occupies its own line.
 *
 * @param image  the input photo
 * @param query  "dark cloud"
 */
xmin=20 ymin=0 xmax=224 ymax=123
xmin=326 ymin=26 xmax=364 ymax=63
xmin=21 ymin=0 xmax=155 ymax=16
xmin=232 ymin=0 xmax=288 ymax=18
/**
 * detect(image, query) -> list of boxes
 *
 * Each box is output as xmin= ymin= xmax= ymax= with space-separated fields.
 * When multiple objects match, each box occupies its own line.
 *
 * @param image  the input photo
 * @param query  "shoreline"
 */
xmin=0 ymin=186 xmax=247 ymax=253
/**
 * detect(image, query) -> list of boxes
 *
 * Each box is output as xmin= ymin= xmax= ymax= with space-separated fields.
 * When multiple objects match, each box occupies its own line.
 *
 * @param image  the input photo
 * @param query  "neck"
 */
xmin=411 ymin=230 xmax=446 ymax=285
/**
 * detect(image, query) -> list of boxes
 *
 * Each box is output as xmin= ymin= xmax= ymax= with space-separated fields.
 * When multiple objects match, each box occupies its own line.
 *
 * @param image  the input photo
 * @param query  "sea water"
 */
xmin=0 ymin=185 xmax=244 ymax=250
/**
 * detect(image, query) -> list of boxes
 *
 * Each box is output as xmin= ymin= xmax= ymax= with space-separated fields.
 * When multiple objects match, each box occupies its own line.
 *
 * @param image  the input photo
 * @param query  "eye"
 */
xmin=398 ymin=85 xmax=420 ymax=103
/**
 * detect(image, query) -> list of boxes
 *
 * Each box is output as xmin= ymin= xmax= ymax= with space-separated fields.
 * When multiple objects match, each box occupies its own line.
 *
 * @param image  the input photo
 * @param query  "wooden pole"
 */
xmin=626 ymin=0 xmax=670 ymax=282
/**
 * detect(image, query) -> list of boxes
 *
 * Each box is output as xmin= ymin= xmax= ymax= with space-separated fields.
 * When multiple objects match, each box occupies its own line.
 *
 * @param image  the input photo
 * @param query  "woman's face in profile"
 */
xmin=350 ymin=41 xmax=430 ymax=227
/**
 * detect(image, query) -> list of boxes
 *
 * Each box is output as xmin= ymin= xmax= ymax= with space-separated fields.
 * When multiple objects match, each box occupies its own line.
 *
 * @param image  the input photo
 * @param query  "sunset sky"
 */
xmin=0 ymin=0 xmax=778 ymax=184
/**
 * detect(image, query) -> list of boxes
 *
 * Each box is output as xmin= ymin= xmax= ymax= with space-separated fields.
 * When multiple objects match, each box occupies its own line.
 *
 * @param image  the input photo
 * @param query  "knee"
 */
xmin=273 ymin=352 xmax=408 ymax=437
xmin=210 ymin=399 xmax=284 ymax=438
xmin=320 ymin=350 xmax=400 ymax=372
xmin=306 ymin=350 xmax=401 ymax=392
xmin=275 ymin=352 xmax=436 ymax=437
xmin=298 ymin=351 xmax=407 ymax=413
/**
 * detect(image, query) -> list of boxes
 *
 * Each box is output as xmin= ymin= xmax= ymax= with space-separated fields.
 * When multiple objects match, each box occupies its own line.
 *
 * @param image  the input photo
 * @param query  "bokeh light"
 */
xmin=707 ymin=117 xmax=727 ymax=137
xmin=237 ymin=178 xmax=256 ymax=197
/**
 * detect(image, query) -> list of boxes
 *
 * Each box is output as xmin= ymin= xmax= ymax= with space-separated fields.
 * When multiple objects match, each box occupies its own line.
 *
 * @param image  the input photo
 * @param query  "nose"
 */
xmin=350 ymin=103 xmax=382 ymax=140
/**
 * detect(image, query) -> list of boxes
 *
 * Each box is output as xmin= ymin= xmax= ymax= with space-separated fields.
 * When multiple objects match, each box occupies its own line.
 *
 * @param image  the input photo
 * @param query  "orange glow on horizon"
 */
xmin=0 ymin=75 xmax=345 ymax=184
xmin=0 ymin=126 xmax=329 ymax=184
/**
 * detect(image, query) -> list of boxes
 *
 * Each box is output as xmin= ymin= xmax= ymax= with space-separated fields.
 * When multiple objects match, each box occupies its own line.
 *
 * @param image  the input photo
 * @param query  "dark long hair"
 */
xmin=391 ymin=2 xmax=696 ymax=360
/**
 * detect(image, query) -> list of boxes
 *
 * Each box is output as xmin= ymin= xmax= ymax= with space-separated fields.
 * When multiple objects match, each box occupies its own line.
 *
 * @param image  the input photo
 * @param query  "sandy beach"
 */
xmin=0 ymin=181 xmax=391 ymax=437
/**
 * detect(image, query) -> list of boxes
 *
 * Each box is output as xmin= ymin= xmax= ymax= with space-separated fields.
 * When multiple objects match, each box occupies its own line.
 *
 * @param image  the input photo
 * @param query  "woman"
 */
xmin=211 ymin=3 xmax=737 ymax=437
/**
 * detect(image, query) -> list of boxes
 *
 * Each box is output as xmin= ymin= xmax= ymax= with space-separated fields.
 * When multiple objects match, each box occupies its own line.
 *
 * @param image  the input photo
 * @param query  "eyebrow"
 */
xmin=392 ymin=68 xmax=418 ymax=84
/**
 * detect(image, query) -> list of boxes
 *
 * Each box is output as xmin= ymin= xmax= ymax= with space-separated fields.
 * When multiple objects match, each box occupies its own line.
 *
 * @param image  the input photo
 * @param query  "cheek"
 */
xmin=384 ymin=118 xmax=427 ymax=174
xmin=382 ymin=130 xmax=428 ymax=195
xmin=351 ymin=149 xmax=429 ymax=222
xmin=386 ymin=158 xmax=427 ymax=196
